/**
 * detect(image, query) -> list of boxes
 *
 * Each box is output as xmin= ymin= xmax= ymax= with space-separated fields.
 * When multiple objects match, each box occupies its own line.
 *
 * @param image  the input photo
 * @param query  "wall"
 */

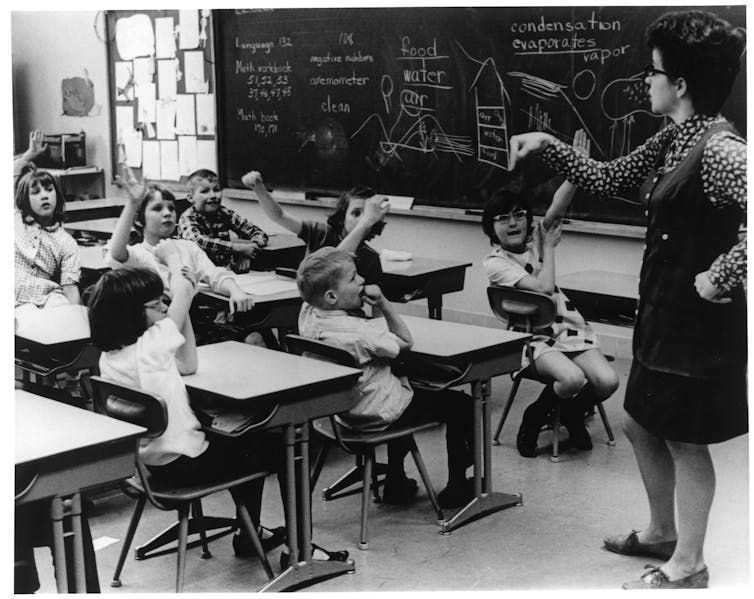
xmin=12 ymin=11 xmax=114 ymax=191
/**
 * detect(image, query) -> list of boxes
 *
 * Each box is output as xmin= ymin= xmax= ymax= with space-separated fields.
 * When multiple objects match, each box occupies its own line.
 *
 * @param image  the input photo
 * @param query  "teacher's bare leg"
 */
xmin=661 ymin=440 xmax=713 ymax=579
xmin=622 ymin=412 xmax=678 ymax=544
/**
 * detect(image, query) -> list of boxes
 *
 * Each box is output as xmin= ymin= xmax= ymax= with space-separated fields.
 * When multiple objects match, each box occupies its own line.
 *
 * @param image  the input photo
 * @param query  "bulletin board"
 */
xmin=104 ymin=9 xmax=217 ymax=188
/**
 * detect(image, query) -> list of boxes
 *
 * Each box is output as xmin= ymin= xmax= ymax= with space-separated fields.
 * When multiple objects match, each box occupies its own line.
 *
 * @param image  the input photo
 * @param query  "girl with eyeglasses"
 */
xmin=507 ymin=10 xmax=746 ymax=590
xmin=242 ymin=171 xmax=389 ymax=284
xmin=482 ymin=129 xmax=618 ymax=460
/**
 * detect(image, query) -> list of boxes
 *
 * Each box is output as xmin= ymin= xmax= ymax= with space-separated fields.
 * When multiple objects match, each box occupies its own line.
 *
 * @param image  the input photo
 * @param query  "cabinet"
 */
xmin=46 ymin=167 xmax=106 ymax=202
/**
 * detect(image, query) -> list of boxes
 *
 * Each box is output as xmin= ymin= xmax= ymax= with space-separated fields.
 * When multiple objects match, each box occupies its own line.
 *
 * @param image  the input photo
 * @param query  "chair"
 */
xmin=285 ymin=334 xmax=445 ymax=550
xmin=487 ymin=286 xmax=615 ymax=462
xmin=89 ymin=376 xmax=274 ymax=592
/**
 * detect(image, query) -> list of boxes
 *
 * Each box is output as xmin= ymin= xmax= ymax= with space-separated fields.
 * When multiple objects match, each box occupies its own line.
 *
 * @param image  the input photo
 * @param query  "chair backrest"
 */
xmin=285 ymin=334 xmax=359 ymax=369
xmin=90 ymin=375 xmax=168 ymax=439
xmin=487 ymin=285 xmax=557 ymax=332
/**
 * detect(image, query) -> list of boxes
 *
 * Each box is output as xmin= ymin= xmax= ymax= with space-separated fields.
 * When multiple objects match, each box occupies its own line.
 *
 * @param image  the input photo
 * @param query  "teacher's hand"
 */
xmin=694 ymin=271 xmax=731 ymax=303
xmin=508 ymin=132 xmax=554 ymax=170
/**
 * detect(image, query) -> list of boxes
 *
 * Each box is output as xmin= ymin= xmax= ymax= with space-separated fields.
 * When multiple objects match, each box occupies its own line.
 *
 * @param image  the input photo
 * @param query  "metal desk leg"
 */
xmin=260 ymin=424 xmax=355 ymax=592
xmin=428 ymin=295 xmax=442 ymax=320
xmin=440 ymin=379 xmax=521 ymax=534
xmin=68 ymin=494 xmax=87 ymax=593
xmin=50 ymin=497 xmax=69 ymax=593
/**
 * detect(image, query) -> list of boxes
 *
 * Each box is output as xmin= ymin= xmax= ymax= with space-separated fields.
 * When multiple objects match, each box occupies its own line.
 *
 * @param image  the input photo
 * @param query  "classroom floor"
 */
xmin=32 ymin=356 xmax=750 ymax=593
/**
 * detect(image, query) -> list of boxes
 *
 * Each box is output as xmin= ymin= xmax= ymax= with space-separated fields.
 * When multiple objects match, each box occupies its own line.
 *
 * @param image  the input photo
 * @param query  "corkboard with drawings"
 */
xmin=104 ymin=9 xmax=217 ymax=189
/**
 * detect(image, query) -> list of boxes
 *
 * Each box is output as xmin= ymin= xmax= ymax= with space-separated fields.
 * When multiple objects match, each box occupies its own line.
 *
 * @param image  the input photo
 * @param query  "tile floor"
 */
xmin=32 ymin=356 xmax=749 ymax=593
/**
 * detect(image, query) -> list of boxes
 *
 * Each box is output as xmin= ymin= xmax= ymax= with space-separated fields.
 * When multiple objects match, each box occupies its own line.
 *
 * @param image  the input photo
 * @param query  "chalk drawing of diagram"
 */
xmin=459 ymin=43 xmax=510 ymax=170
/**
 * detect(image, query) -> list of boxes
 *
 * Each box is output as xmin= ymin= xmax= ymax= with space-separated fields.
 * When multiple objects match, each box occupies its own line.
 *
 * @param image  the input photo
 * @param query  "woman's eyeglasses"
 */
xmin=493 ymin=209 xmax=527 ymax=222
xmin=643 ymin=64 xmax=670 ymax=78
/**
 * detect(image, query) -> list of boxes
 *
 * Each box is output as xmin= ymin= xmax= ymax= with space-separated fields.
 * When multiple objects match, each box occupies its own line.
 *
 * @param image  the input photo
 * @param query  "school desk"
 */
xmin=183 ymin=341 xmax=361 ymax=592
xmin=64 ymin=217 xmax=120 ymax=240
xmin=197 ymin=272 xmax=302 ymax=345
xmin=380 ymin=257 xmax=472 ymax=320
xmin=15 ymin=389 xmax=145 ymax=593
xmin=253 ymin=233 xmax=306 ymax=270
xmin=400 ymin=315 xmax=530 ymax=534
xmin=65 ymin=197 xmax=125 ymax=223
xmin=558 ymin=270 xmax=639 ymax=327
xmin=14 ymin=304 xmax=96 ymax=387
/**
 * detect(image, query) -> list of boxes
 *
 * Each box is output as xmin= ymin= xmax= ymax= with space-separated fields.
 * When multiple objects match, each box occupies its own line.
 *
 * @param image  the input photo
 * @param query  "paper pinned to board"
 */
xmin=179 ymin=10 xmax=200 ymax=49
xmin=115 ymin=14 xmax=154 ymax=60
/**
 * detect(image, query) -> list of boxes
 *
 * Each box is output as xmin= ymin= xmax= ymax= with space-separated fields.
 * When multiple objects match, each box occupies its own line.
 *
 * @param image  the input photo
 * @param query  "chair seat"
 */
xmin=124 ymin=470 xmax=269 ymax=503
xmin=312 ymin=418 xmax=441 ymax=446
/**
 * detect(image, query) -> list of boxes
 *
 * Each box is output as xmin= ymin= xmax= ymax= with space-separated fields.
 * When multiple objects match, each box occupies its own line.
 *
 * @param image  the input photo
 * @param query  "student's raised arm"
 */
xmin=543 ymin=129 xmax=590 ymax=230
xmin=242 ymin=170 xmax=303 ymax=235
xmin=109 ymin=165 xmax=148 ymax=263
xmin=155 ymin=241 xmax=198 ymax=373
xmin=338 ymin=195 xmax=389 ymax=255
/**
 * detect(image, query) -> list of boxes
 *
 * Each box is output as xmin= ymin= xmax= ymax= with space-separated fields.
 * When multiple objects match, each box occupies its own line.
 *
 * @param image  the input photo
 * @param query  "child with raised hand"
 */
xmin=105 ymin=166 xmax=256 ymax=336
xmin=14 ymin=130 xmax=48 ymax=188
xmin=87 ymin=261 xmax=286 ymax=557
xmin=482 ymin=133 xmax=618 ymax=458
xmin=297 ymin=247 xmax=475 ymax=508
xmin=14 ymin=166 xmax=81 ymax=311
xmin=178 ymin=168 xmax=268 ymax=273
xmin=243 ymin=171 xmax=389 ymax=283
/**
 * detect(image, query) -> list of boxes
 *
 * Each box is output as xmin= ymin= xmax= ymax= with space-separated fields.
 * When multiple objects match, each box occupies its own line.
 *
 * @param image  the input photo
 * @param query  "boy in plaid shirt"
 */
xmin=178 ymin=169 xmax=268 ymax=273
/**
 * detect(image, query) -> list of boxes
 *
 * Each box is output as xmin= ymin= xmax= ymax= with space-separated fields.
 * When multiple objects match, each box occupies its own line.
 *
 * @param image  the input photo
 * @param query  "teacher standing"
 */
xmin=508 ymin=10 xmax=746 ymax=590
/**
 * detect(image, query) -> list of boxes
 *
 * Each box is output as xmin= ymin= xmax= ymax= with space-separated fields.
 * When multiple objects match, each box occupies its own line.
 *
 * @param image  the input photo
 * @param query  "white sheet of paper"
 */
xmin=197 ymin=139 xmax=216 ymax=172
xmin=160 ymin=141 xmax=180 ymax=181
xmin=156 ymin=97 xmax=176 ymax=139
xmin=115 ymin=61 xmax=134 ymax=101
xmin=124 ymin=128 xmax=143 ymax=168
xmin=137 ymin=82 xmax=156 ymax=123
xmin=175 ymin=94 xmax=196 ymax=135
xmin=142 ymin=141 xmax=161 ymax=179
xmin=235 ymin=274 xmax=299 ymax=296
xmin=132 ymin=57 xmax=153 ymax=89
xmin=178 ymin=135 xmax=198 ymax=175
xmin=184 ymin=51 xmax=208 ymax=93
xmin=195 ymin=93 xmax=215 ymax=135
xmin=179 ymin=10 xmax=200 ymax=49
xmin=382 ymin=195 xmax=415 ymax=211
xmin=155 ymin=17 xmax=176 ymax=59
xmin=115 ymin=105 xmax=134 ymax=144
xmin=115 ymin=14 xmax=154 ymax=60
xmin=157 ymin=59 xmax=177 ymax=99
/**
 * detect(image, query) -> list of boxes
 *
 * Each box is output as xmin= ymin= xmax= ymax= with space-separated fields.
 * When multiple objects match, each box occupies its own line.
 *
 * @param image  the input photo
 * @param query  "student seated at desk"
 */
xmin=87 ymin=263 xmax=286 ymax=558
xmin=244 ymin=171 xmax=388 ymax=284
xmin=15 ymin=164 xmax=81 ymax=320
xmin=178 ymin=168 xmax=269 ymax=273
xmin=481 ymin=154 xmax=618 ymax=457
xmin=297 ymin=247 xmax=475 ymax=508
xmin=106 ymin=167 xmax=258 ymax=345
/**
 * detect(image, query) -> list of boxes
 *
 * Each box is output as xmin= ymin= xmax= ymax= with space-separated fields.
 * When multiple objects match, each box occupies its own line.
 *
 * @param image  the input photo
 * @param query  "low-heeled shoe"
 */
xmin=622 ymin=565 xmax=709 ymax=589
xmin=603 ymin=530 xmax=676 ymax=561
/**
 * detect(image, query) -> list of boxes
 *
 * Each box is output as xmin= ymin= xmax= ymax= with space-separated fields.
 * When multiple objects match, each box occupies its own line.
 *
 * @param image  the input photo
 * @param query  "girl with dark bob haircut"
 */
xmin=15 ymin=166 xmax=66 ymax=226
xmin=481 ymin=189 xmax=534 ymax=246
xmin=508 ymin=9 xmax=746 ymax=590
xmin=87 ymin=266 xmax=165 ymax=352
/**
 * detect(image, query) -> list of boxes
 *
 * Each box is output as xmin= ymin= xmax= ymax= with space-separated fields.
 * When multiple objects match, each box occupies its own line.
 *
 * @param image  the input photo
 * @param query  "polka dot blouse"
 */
xmin=541 ymin=114 xmax=746 ymax=293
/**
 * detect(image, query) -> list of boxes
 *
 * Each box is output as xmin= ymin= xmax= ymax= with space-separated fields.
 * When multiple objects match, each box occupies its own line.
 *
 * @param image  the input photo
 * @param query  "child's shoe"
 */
xmin=516 ymin=404 xmax=544 ymax=457
xmin=232 ymin=525 xmax=286 ymax=556
xmin=382 ymin=475 xmax=418 ymax=504
xmin=561 ymin=402 xmax=593 ymax=450
xmin=437 ymin=478 xmax=474 ymax=509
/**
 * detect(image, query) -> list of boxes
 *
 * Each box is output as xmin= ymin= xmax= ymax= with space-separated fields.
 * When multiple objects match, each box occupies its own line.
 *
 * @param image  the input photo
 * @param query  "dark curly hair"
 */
xmin=87 ymin=267 xmax=165 ymax=352
xmin=646 ymin=10 xmax=745 ymax=115
xmin=326 ymin=185 xmax=386 ymax=241
xmin=481 ymin=189 xmax=534 ymax=246
xmin=15 ymin=167 xmax=66 ymax=225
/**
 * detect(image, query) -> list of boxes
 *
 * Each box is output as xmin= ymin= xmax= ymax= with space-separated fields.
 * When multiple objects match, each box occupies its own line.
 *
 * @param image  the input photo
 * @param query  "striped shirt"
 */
xmin=298 ymin=304 xmax=412 ymax=432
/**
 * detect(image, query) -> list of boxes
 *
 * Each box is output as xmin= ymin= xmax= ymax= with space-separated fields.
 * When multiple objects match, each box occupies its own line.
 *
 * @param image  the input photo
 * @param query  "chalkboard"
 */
xmin=215 ymin=6 xmax=746 ymax=225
